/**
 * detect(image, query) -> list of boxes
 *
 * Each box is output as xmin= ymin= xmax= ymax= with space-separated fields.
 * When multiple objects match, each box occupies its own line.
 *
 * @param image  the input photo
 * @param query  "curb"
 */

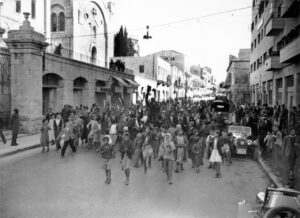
xmin=0 ymin=144 xmax=41 ymax=158
xmin=257 ymin=155 xmax=283 ymax=188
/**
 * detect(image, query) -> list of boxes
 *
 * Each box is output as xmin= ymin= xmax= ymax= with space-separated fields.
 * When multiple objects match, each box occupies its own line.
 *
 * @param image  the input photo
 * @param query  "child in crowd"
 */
xmin=191 ymin=133 xmax=205 ymax=173
xmin=264 ymin=131 xmax=274 ymax=152
xmin=100 ymin=136 xmax=114 ymax=184
xmin=41 ymin=119 xmax=50 ymax=152
xmin=120 ymin=133 xmax=134 ymax=185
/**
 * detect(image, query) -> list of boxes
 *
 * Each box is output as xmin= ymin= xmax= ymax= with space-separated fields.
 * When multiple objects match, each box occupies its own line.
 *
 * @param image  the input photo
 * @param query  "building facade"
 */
xmin=0 ymin=0 xmax=51 ymax=38
xmin=250 ymin=0 xmax=300 ymax=109
xmin=225 ymin=49 xmax=250 ymax=104
xmin=111 ymin=54 xmax=173 ymax=103
xmin=0 ymin=8 xmax=134 ymax=132
xmin=48 ymin=0 xmax=114 ymax=68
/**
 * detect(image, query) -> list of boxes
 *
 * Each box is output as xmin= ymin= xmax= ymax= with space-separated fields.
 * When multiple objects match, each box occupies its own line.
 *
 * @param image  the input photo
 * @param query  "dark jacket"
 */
xmin=11 ymin=113 xmax=19 ymax=134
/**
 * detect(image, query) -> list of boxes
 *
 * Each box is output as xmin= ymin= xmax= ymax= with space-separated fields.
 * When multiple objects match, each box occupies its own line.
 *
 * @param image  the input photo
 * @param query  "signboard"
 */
xmin=228 ymin=125 xmax=252 ymax=138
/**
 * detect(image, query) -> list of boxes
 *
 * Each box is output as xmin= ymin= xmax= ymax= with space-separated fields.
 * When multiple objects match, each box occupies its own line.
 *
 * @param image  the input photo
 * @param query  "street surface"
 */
xmin=0 ymin=146 xmax=269 ymax=218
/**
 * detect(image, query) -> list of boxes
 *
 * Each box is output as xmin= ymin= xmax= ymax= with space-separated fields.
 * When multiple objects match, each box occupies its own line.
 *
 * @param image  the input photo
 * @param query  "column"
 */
xmin=4 ymin=13 xmax=48 ymax=134
xmin=254 ymin=84 xmax=258 ymax=106
xmin=282 ymin=76 xmax=287 ymax=106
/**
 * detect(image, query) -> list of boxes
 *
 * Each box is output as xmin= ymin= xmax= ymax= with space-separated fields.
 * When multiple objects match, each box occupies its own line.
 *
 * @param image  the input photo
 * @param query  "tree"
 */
xmin=114 ymin=26 xmax=139 ymax=57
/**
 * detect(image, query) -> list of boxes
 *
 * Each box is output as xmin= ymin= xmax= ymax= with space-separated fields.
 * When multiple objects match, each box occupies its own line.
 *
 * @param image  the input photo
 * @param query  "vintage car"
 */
xmin=238 ymin=186 xmax=300 ymax=218
xmin=211 ymin=100 xmax=231 ymax=124
xmin=228 ymin=125 xmax=258 ymax=159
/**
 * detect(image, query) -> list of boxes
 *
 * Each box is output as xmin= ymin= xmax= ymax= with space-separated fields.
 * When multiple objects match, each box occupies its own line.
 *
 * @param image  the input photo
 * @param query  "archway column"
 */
xmin=5 ymin=14 xmax=48 ymax=133
xmin=62 ymin=79 xmax=74 ymax=106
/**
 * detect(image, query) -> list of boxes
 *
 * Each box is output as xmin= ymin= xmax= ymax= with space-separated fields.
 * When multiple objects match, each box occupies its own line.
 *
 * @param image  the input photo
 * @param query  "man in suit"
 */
xmin=11 ymin=109 xmax=19 ymax=146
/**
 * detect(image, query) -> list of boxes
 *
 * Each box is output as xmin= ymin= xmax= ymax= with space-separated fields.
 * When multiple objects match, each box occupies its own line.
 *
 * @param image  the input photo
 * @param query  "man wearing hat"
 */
xmin=11 ymin=108 xmax=20 ymax=146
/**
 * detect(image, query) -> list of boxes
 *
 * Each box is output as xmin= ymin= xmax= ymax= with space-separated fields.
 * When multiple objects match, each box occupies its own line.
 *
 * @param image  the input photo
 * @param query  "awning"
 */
xmin=123 ymin=78 xmax=139 ymax=87
xmin=111 ymin=76 xmax=130 ymax=87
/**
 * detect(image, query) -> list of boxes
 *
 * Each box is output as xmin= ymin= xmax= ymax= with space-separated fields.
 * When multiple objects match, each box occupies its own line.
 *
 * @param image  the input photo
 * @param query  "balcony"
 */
xmin=280 ymin=36 xmax=300 ymax=63
xmin=265 ymin=56 xmax=287 ymax=71
xmin=281 ymin=0 xmax=300 ymax=18
xmin=265 ymin=17 xmax=284 ymax=36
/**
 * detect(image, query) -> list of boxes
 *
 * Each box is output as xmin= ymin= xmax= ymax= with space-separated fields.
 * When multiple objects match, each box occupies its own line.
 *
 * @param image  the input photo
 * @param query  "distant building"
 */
xmin=111 ymin=54 xmax=172 ymax=103
xmin=224 ymin=49 xmax=250 ymax=104
xmin=155 ymin=50 xmax=186 ymax=72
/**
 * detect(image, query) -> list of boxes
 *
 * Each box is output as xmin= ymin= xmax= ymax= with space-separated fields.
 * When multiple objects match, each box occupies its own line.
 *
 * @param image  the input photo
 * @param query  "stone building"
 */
xmin=0 ymin=14 xmax=135 ymax=133
xmin=48 ymin=0 xmax=114 ymax=68
xmin=225 ymin=49 xmax=250 ymax=104
xmin=250 ymin=0 xmax=300 ymax=108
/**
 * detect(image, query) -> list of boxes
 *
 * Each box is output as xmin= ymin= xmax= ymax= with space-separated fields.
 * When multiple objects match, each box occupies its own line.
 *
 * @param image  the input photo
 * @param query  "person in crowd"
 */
xmin=48 ymin=113 xmax=55 ymax=145
xmin=174 ymin=129 xmax=188 ymax=173
xmin=191 ymin=133 xmax=205 ymax=173
xmin=209 ymin=130 xmax=223 ymax=178
xmin=120 ymin=133 xmax=134 ymax=185
xmin=0 ymin=117 xmax=6 ymax=145
xmin=162 ymin=133 xmax=176 ymax=184
xmin=100 ymin=136 xmax=114 ymax=184
xmin=188 ymin=128 xmax=200 ymax=168
xmin=206 ymin=129 xmax=215 ymax=169
xmin=142 ymin=125 xmax=154 ymax=174
xmin=109 ymin=118 xmax=118 ymax=147
xmin=133 ymin=132 xmax=144 ymax=168
xmin=53 ymin=113 xmax=63 ymax=150
xmin=40 ymin=119 xmax=50 ymax=152
xmin=264 ymin=131 xmax=274 ymax=152
xmin=57 ymin=122 xmax=76 ymax=157
xmin=282 ymin=129 xmax=299 ymax=181
xmin=87 ymin=114 xmax=101 ymax=150
xmin=11 ymin=108 xmax=20 ymax=146
xmin=220 ymin=130 xmax=231 ymax=166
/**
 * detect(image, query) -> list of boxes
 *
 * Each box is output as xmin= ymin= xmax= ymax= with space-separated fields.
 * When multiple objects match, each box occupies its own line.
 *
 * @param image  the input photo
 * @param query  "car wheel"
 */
xmin=263 ymin=206 xmax=300 ymax=218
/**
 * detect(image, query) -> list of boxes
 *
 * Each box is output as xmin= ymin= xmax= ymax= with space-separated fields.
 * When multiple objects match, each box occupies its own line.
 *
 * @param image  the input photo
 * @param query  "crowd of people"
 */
xmin=233 ymin=103 xmax=300 ymax=183
xmin=40 ymin=99 xmax=235 ymax=185
xmin=36 ymin=99 xmax=300 ymax=186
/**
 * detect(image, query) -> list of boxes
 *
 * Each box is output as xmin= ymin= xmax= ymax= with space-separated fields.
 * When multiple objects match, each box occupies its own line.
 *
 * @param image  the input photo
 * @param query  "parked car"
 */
xmin=238 ymin=186 xmax=300 ymax=218
xmin=228 ymin=125 xmax=259 ymax=159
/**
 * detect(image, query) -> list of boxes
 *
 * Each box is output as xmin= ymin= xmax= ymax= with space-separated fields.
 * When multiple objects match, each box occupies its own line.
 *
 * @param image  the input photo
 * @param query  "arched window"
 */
xmin=91 ymin=47 xmax=97 ymax=64
xmin=58 ymin=12 xmax=65 ymax=31
xmin=51 ymin=13 xmax=57 ymax=32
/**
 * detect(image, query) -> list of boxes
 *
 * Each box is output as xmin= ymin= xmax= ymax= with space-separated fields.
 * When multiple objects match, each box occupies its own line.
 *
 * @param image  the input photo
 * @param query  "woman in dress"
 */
xmin=48 ymin=113 xmax=55 ymax=145
xmin=209 ymin=130 xmax=223 ymax=178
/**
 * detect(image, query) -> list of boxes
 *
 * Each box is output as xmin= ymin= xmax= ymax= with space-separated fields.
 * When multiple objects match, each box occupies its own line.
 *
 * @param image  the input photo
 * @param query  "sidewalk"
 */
xmin=0 ymin=133 xmax=40 ymax=158
xmin=259 ymin=148 xmax=300 ymax=190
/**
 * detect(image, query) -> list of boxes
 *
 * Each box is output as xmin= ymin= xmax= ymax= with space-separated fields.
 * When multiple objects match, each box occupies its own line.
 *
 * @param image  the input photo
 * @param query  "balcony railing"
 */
xmin=281 ymin=0 xmax=300 ymax=18
xmin=265 ymin=16 xmax=284 ymax=36
xmin=280 ymin=36 xmax=300 ymax=63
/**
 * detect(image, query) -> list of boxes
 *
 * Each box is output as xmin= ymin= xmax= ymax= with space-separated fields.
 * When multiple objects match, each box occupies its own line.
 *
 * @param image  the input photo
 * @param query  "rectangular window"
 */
xmin=139 ymin=65 xmax=144 ymax=73
xmin=31 ymin=0 xmax=36 ymax=19
xmin=263 ymin=52 xmax=267 ymax=63
xmin=251 ymin=43 xmax=253 ymax=51
xmin=258 ymin=34 xmax=261 ymax=43
xmin=16 ymin=0 xmax=21 ymax=13
xmin=254 ymin=39 xmax=257 ymax=48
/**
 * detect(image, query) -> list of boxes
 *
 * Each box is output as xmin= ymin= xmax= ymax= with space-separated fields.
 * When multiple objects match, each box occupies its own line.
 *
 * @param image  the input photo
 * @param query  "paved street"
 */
xmin=0 ymin=146 xmax=268 ymax=218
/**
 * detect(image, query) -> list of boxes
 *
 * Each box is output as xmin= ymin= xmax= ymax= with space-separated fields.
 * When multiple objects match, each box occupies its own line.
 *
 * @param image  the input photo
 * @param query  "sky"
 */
xmin=110 ymin=0 xmax=252 ymax=83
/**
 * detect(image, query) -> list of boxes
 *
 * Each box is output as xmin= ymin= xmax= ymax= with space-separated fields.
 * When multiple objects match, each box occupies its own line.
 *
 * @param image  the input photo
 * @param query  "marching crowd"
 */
xmin=40 ymin=99 xmax=234 ymax=185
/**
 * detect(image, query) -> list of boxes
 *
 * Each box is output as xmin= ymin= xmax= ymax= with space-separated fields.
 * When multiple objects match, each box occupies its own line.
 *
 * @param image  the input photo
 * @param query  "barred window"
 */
xmin=286 ymin=75 xmax=294 ymax=87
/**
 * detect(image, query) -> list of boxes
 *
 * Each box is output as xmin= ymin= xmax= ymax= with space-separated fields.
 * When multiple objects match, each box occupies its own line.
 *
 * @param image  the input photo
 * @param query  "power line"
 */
xmin=49 ymin=5 xmax=256 ymax=40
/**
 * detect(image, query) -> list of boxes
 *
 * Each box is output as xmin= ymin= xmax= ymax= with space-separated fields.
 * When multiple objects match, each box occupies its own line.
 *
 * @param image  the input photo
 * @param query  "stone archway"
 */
xmin=42 ymin=73 xmax=63 ymax=115
xmin=73 ymin=77 xmax=88 ymax=107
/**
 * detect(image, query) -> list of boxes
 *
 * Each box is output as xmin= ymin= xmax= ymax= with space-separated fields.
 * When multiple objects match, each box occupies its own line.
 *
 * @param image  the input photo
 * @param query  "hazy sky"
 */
xmin=111 ymin=0 xmax=252 ymax=83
